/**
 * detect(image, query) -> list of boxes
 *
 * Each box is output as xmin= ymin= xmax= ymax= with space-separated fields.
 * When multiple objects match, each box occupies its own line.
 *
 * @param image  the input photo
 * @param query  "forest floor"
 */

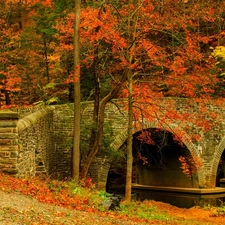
xmin=0 ymin=174 xmax=225 ymax=224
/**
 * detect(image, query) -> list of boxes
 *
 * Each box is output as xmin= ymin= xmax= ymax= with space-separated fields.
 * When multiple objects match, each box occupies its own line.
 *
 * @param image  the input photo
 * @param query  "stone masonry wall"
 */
xmin=16 ymin=106 xmax=54 ymax=177
xmin=50 ymin=104 xmax=74 ymax=179
xmin=51 ymin=102 xmax=95 ymax=179
xmin=0 ymin=97 xmax=225 ymax=189
xmin=0 ymin=110 xmax=19 ymax=175
xmin=51 ymin=101 xmax=126 ymax=187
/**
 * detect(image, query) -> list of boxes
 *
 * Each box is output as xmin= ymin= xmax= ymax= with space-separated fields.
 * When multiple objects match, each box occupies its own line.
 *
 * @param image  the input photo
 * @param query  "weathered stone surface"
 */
xmin=0 ymin=99 xmax=225 ymax=190
xmin=0 ymin=139 xmax=18 ymax=145
xmin=0 ymin=128 xmax=17 ymax=133
xmin=17 ymin=107 xmax=54 ymax=177
xmin=0 ymin=107 xmax=54 ymax=178
xmin=0 ymin=151 xmax=10 ymax=158
xmin=0 ymin=146 xmax=19 ymax=151
xmin=0 ymin=110 xmax=19 ymax=119
xmin=0 ymin=121 xmax=18 ymax=127
xmin=0 ymin=133 xmax=18 ymax=139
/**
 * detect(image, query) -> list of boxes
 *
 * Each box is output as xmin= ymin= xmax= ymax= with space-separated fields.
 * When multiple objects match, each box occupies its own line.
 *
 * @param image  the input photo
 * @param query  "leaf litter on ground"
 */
xmin=0 ymin=173 xmax=225 ymax=225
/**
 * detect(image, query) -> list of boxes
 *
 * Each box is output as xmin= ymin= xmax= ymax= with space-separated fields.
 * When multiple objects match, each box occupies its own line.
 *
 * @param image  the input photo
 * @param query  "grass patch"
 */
xmin=119 ymin=200 xmax=172 ymax=222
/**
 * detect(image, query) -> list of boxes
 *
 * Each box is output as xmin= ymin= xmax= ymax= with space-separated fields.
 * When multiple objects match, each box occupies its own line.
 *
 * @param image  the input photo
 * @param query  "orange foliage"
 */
xmin=137 ymin=130 xmax=155 ymax=145
xmin=0 ymin=0 xmax=224 ymax=136
xmin=0 ymin=173 xmax=96 ymax=212
xmin=179 ymin=154 xmax=203 ymax=178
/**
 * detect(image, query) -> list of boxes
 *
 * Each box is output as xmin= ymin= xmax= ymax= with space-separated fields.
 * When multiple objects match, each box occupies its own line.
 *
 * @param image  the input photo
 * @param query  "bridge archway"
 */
xmin=132 ymin=128 xmax=200 ymax=188
xmin=107 ymin=122 xmax=203 ymax=190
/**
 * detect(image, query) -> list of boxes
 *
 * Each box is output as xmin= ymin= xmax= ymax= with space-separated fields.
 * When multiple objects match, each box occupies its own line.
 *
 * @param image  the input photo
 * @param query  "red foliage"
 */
xmin=137 ymin=130 xmax=155 ymax=145
xmin=137 ymin=152 xmax=149 ymax=165
xmin=179 ymin=154 xmax=203 ymax=178
xmin=0 ymin=173 xmax=95 ymax=211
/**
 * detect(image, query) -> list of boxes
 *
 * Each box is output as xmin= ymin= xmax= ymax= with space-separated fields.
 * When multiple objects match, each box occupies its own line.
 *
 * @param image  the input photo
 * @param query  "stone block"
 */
xmin=0 ymin=128 xmax=17 ymax=133
xmin=0 ymin=139 xmax=13 ymax=146
xmin=2 ymin=168 xmax=18 ymax=175
xmin=0 ymin=133 xmax=18 ymax=139
xmin=0 ymin=151 xmax=10 ymax=158
xmin=10 ymin=151 xmax=19 ymax=158
xmin=0 ymin=120 xmax=18 ymax=127
xmin=0 ymin=110 xmax=19 ymax=119
xmin=0 ymin=146 xmax=19 ymax=151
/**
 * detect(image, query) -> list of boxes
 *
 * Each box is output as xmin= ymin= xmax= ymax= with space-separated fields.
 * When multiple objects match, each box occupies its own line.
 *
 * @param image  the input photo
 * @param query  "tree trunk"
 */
xmin=124 ymin=0 xmax=141 ymax=201
xmin=43 ymin=34 xmax=50 ymax=83
xmin=72 ymin=0 xmax=81 ymax=181
xmin=80 ymin=72 xmax=127 ymax=179
xmin=86 ymin=44 xmax=100 ymax=161
xmin=125 ymin=68 xmax=133 ymax=201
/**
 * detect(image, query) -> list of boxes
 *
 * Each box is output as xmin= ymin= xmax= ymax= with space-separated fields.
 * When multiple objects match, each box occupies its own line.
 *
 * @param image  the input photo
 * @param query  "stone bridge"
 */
xmin=0 ymin=98 xmax=225 ymax=191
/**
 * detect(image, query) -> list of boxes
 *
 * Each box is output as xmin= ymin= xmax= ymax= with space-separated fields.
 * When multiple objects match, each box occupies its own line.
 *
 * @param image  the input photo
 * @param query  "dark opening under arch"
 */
xmin=133 ymin=128 xmax=199 ymax=188
xmin=106 ymin=128 xmax=199 ymax=192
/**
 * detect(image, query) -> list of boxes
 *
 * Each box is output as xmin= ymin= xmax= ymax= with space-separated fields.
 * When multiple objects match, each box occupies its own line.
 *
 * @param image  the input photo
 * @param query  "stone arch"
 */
xmin=109 ymin=119 xmax=204 ymax=186
xmin=211 ymin=135 xmax=225 ymax=187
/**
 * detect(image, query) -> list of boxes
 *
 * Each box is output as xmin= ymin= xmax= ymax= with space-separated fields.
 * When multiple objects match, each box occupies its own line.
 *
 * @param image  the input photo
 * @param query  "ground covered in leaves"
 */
xmin=0 ymin=174 xmax=225 ymax=225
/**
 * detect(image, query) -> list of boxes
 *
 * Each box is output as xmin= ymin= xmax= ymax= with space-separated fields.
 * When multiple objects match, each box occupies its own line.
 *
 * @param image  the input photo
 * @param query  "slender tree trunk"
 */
xmin=72 ymin=0 xmax=81 ymax=181
xmin=124 ymin=0 xmax=141 ymax=201
xmin=43 ymin=34 xmax=50 ymax=83
xmin=92 ymin=45 xmax=100 ymax=126
xmin=80 ymin=98 xmax=107 ymax=179
xmin=125 ymin=68 xmax=133 ymax=201
xmin=80 ymin=72 xmax=127 ymax=179
xmin=86 ymin=44 xmax=100 ymax=160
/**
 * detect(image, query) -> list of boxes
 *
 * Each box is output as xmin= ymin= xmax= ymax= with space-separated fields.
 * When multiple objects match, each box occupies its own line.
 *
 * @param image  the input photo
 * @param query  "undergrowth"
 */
xmin=0 ymin=173 xmax=173 ymax=223
xmin=0 ymin=173 xmax=224 ymax=225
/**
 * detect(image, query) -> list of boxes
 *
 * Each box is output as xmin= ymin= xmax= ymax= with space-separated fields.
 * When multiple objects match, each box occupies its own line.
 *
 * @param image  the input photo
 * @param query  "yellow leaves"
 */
xmin=47 ymin=54 xmax=60 ymax=63
xmin=212 ymin=46 xmax=225 ymax=61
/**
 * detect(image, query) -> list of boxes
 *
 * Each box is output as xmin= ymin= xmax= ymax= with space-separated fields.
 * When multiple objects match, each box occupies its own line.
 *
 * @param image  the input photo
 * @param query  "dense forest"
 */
xmin=0 ymin=0 xmax=225 ymax=107
xmin=1 ymin=0 xmax=225 ymax=199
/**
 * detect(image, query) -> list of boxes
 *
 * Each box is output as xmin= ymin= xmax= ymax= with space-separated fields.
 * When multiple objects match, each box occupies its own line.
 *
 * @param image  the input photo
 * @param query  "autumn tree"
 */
xmin=76 ymin=0 xmax=225 ymax=189
xmin=0 ymin=0 xmax=24 ymax=106
xmin=0 ymin=0 xmax=75 ymax=106
xmin=1 ymin=0 xmax=225 ymax=189
xmin=125 ymin=0 xmax=142 ymax=201
xmin=2 ymin=0 xmax=224 ymax=105
xmin=78 ymin=3 xmax=128 ymax=179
